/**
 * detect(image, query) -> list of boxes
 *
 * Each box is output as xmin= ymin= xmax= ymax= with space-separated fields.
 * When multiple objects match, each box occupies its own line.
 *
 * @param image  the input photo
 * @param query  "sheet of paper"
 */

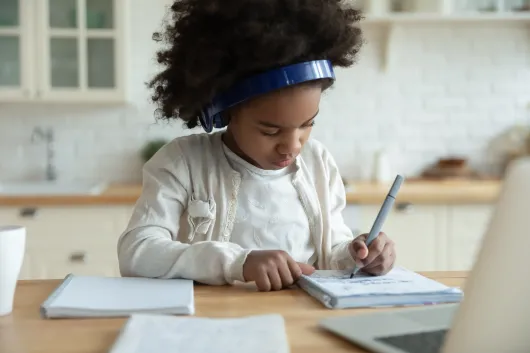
xmin=307 ymin=266 xmax=459 ymax=297
xmin=110 ymin=314 xmax=290 ymax=353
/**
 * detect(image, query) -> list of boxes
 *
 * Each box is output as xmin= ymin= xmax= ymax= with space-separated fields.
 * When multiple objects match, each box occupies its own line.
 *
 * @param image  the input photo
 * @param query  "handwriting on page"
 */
xmin=308 ymin=267 xmax=453 ymax=297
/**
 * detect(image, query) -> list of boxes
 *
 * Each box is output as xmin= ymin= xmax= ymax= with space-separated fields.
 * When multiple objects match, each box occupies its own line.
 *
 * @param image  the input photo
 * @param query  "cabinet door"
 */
xmin=0 ymin=0 xmax=34 ymax=101
xmin=19 ymin=206 xmax=126 ymax=279
xmin=447 ymin=205 xmax=494 ymax=271
xmin=36 ymin=0 xmax=125 ymax=102
xmin=356 ymin=204 xmax=446 ymax=271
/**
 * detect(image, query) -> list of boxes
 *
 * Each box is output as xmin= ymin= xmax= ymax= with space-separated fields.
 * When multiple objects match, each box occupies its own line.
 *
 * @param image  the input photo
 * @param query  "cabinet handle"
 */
xmin=20 ymin=207 xmax=38 ymax=218
xmin=395 ymin=202 xmax=414 ymax=213
xmin=69 ymin=252 xmax=86 ymax=263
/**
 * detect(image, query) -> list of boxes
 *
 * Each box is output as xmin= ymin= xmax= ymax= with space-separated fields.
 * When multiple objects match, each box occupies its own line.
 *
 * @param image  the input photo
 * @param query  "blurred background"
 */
xmin=1 ymin=0 xmax=529 ymax=280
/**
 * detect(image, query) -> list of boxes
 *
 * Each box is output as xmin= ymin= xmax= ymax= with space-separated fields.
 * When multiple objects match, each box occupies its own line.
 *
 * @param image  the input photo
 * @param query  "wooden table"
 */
xmin=0 ymin=272 xmax=467 ymax=353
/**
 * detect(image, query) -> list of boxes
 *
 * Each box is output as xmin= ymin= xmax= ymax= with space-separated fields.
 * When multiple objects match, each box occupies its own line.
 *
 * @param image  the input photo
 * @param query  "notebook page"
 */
xmin=306 ymin=266 xmax=459 ymax=297
xmin=48 ymin=276 xmax=193 ymax=311
xmin=110 ymin=314 xmax=290 ymax=353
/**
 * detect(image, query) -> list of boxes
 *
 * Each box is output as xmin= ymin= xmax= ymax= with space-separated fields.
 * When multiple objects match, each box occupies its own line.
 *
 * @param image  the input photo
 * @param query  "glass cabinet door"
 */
xmin=45 ymin=0 xmax=118 ymax=94
xmin=47 ymin=0 xmax=80 ymax=89
xmin=86 ymin=0 xmax=115 ymax=89
xmin=0 ymin=0 xmax=22 ymax=89
xmin=87 ymin=38 xmax=115 ymax=88
xmin=50 ymin=37 xmax=79 ymax=88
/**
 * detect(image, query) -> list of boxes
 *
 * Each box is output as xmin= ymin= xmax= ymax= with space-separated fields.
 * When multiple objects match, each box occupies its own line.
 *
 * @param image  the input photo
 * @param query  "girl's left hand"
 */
xmin=348 ymin=232 xmax=396 ymax=276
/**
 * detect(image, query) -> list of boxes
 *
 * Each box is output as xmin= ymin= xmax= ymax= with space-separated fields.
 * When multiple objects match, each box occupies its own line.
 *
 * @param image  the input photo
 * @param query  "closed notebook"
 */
xmin=297 ymin=266 xmax=463 ymax=309
xmin=40 ymin=274 xmax=194 ymax=319
xmin=109 ymin=313 xmax=290 ymax=353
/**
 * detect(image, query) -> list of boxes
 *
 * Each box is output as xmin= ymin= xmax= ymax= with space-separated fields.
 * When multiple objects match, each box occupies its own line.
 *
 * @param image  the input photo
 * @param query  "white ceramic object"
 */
xmin=372 ymin=148 xmax=394 ymax=183
xmin=0 ymin=226 xmax=26 ymax=316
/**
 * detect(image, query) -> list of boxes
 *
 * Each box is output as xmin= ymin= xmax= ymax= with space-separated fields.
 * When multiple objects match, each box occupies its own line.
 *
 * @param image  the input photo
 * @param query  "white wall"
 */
xmin=1 ymin=2 xmax=529 ymax=183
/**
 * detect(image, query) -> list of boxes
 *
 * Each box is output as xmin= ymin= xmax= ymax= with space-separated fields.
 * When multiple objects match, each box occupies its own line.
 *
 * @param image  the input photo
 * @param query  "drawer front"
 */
xmin=28 ymin=247 xmax=119 ymax=279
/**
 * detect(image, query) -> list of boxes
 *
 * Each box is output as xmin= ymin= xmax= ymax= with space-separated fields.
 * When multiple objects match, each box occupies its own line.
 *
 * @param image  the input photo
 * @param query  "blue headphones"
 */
xmin=198 ymin=59 xmax=335 ymax=133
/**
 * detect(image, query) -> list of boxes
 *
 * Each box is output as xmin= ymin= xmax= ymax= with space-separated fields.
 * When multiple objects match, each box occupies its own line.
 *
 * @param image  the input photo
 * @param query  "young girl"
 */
xmin=118 ymin=0 xmax=396 ymax=292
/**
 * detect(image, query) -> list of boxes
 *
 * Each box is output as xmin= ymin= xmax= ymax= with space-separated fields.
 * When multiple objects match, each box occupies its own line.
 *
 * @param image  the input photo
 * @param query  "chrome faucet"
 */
xmin=31 ymin=126 xmax=57 ymax=181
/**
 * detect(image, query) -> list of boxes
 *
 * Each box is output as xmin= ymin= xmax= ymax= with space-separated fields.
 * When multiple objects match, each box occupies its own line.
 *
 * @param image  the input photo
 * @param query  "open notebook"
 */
xmin=40 ymin=274 xmax=194 ymax=319
xmin=109 ymin=313 xmax=290 ymax=353
xmin=297 ymin=266 xmax=463 ymax=309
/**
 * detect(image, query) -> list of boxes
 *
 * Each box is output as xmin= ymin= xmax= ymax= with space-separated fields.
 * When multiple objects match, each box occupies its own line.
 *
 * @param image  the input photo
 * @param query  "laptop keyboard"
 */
xmin=375 ymin=329 xmax=448 ymax=353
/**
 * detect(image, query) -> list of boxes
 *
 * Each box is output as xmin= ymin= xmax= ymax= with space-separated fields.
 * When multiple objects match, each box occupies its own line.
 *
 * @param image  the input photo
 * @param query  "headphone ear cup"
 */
xmin=213 ymin=113 xmax=227 ymax=129
xmin=199 ymin=110 xmax=214 ymax=133
xmin=220 ymin=111 xmax=230 ymax=128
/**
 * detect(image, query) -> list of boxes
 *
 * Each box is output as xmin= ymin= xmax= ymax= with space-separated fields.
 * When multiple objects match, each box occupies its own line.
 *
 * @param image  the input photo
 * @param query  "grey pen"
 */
xmin=350 ymin=174 xmax=405 ymax=278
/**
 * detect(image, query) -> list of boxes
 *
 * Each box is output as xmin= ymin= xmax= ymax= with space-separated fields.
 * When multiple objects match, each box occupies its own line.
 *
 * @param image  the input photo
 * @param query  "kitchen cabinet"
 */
xmin=343 ymin=203 xmax=495 ymax=272
xmin=0 ymin=205 xmax=133 ymax=280
xmin=0 ymin=0 xmax=30 ymax=100
xmin=446 ymin=205 xmax=494 ymax=270
xmin=357 ymin=204 xmax=446 ymax=271
xmin=0 ymin=0 xmax=126 ymax=103
xmin=1 ymin=201 xmax=495 ymax=280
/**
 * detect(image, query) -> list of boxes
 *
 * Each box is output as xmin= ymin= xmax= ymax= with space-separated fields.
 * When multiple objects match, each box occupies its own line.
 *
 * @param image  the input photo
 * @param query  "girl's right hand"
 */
xmin=242 ymin=250 xmax=315 ymax=291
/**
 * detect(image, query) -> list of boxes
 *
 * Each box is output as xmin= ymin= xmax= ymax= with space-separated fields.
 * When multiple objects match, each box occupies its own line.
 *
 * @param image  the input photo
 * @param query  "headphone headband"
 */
xmin=198 ymin=59 xmax=335 ymax=133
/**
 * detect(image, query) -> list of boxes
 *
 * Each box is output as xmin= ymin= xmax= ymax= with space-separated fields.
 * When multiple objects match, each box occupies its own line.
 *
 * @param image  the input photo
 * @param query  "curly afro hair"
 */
xmin=148 ymin=0 xmax=364 ymax=129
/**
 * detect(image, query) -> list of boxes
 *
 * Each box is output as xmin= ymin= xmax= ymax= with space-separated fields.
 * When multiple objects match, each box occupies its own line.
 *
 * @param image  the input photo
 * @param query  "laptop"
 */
xmin=319 ymin=157 xmax=530 ymax=353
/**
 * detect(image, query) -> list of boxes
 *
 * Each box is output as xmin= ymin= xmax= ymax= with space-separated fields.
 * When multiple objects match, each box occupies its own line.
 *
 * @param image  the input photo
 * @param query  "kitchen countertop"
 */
xmin=0 ymin=179 xmax=502 ymax=207
xmin=345 ymin=178 xmax=502 ymax=204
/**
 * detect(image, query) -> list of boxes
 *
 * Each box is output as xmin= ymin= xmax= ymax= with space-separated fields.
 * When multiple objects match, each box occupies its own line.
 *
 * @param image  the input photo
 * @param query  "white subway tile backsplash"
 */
xmin=1 ymin=16 xmax=529 ymax=183
xmin=423 ymin=97 xmax=469 ymax=111
xmin=447 ymin=82 xmax=492 ymax=96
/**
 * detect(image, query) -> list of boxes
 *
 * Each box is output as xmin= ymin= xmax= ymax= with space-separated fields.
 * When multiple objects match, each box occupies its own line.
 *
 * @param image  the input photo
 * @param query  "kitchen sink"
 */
xmin=0 ymin=181 xmax=108 ymax=196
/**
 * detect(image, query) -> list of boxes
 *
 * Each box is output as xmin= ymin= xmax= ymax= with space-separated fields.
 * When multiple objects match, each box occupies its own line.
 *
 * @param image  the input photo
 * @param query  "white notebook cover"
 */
xmin=40 ymin=274 xmax=194 ymax=318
